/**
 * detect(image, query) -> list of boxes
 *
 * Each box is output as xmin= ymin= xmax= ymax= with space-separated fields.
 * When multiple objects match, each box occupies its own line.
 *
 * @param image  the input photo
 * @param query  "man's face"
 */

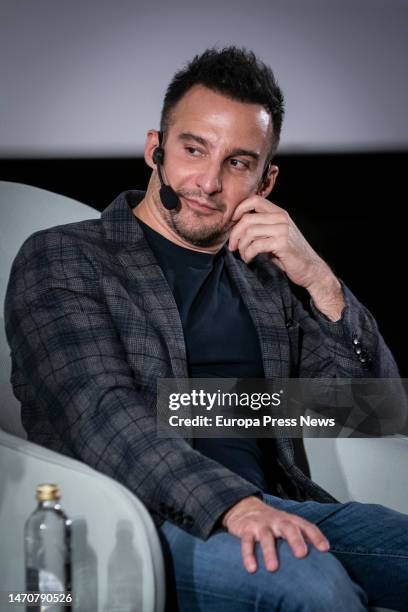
xmin=147 ymin=85 xmax=276 ymax=248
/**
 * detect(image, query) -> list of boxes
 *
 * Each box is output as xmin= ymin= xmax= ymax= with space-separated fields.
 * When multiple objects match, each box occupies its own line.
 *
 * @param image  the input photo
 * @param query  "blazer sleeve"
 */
xmin=288 ymin=277 xmax=407 ymax=433
xmin=294 ymin=279 xmax=400 ymax=377
xmin=4 ymin=229 xmax=261 ymax=540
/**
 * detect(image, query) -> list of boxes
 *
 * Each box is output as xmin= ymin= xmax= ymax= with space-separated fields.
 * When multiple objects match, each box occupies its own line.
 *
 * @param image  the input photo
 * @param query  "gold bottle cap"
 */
xmin=36 ymin=484 xmax=61 ymax=502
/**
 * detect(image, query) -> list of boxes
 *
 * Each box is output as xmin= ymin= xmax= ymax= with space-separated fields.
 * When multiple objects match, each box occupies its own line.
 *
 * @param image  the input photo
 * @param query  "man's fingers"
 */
xmin=300 ymin=521 xmax=330 ymax=552
xmin=278 ymin=521 xmax=308 ymax=558
xmin=259 ymin=527 xmax=279 ymax=572
xmin=241 ymin=236 xmax=283 ymax=264
xmin=241 ymin=532 xmax=257 ymax=573
xmin=230 ymin=223 xmax=287 ymax=255
xmin=229 ymin=504 xmax=329 ymax=575
xmin=229 ymin=215 xmax=287 ymax=251
xmin=232 ymin=197 xmax=281 ymax=221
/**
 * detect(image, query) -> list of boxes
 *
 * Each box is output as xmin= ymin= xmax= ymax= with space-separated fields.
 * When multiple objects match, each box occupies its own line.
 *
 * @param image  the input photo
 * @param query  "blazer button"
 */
xmin=354 ymin=346 xmax=362 ymax=355
xmin=285 ymin=318 xmax=294 ymax=328
xmin=352 ymin=336 xmax=360 ymax=346
xmin=182 ymin=515 xmax=194 ymax=527
xmin=359 ymin=351 xmax=371 ymax=365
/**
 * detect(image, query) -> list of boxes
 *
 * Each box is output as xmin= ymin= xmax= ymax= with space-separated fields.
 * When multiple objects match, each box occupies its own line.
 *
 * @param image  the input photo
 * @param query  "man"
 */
xmin=5 ymin=48 xmax=408 ymax=611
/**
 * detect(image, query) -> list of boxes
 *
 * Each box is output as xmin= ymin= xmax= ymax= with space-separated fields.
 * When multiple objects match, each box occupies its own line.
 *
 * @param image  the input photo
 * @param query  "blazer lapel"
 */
xmin=225 ymin=251 xmax=297 ymax=468
xmin=224 ymin=250 xmax=291 ymax=380
xmin=101 ymin=191 xmax=188 ymax=379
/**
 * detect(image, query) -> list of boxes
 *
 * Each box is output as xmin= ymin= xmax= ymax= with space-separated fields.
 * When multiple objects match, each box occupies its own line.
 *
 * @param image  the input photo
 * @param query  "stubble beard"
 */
xmin=160 ymin=194 xmax=233 ymax=248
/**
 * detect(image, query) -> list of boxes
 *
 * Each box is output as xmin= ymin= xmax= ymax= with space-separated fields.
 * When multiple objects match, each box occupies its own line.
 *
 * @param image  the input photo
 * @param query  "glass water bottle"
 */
xmin=24 ymin=484 xmax=72 ymax=609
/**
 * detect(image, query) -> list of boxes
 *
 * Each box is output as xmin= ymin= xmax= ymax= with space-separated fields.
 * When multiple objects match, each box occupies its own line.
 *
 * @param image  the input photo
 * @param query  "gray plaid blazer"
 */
xmin=4 ymin=190 xmax=400 ymax=539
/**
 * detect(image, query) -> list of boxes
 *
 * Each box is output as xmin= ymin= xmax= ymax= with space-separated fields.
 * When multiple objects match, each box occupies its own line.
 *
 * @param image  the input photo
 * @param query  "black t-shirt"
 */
xmin=137 ymin=217 xmax=270 ymax=491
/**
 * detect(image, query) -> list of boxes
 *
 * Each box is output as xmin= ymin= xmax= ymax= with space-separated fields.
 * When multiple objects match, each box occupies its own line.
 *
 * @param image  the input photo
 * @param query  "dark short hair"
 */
xmin=160 ymin=47 xmax=285 ymax=161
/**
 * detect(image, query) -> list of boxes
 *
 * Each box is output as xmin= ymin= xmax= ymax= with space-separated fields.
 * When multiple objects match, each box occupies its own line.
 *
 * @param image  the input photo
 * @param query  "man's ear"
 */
xmin=144 ymin=129 xmax=161 ymax=169
xmin=257 ymin=165 xmax=279 ymax=198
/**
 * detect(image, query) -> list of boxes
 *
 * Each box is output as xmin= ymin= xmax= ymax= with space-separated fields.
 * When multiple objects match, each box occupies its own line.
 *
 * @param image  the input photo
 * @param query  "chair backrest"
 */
xmin=0 ymin=181 xmax=99 ymax=437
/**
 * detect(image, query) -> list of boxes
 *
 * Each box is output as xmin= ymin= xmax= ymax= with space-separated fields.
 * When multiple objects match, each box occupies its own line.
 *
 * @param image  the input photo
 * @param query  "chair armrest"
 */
xmin=0 ymin=429 xmax=165 ymax=612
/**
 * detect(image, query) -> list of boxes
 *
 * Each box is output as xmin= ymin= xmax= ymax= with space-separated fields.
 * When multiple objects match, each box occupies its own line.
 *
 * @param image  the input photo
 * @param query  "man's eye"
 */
xmin=185 ymin=146 xmax=201 ymax=156
xmin=230 ymin=159 xmax=249 ymax=169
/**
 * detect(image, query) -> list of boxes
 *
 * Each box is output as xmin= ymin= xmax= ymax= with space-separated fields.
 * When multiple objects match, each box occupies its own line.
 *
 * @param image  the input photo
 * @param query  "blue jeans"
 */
xmin=159 ymin=494 xmax=408 ymax=611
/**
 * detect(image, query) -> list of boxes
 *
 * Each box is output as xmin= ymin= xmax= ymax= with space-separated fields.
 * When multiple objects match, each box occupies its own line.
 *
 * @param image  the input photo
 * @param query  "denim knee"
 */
xmin=160 ymin=522 xmax=369 ymax=612
xmin=251 ymin=542 xmax=367 ymax=612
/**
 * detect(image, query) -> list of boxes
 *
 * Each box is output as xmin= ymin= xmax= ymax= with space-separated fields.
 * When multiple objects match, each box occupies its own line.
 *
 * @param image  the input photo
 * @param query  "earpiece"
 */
xmin=152 ymin=146 xmax=164 ymax=166
xmin=152 ymin=133 xmax=179 ymax=211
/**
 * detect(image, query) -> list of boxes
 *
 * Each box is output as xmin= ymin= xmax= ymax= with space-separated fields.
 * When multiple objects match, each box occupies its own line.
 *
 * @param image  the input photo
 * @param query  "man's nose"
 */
xmin=196 ymin=161 xmax=223 ymax=195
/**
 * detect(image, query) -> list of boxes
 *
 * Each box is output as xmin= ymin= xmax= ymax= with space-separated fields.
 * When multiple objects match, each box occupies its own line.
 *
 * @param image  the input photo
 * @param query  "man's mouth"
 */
xmin=182 ymin=196 xmax=220 ymax=214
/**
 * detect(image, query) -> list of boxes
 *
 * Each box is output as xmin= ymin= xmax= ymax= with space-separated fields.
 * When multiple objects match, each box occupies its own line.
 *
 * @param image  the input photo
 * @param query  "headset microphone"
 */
xmin=152 ymin=132 xmax=179 ymax=211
